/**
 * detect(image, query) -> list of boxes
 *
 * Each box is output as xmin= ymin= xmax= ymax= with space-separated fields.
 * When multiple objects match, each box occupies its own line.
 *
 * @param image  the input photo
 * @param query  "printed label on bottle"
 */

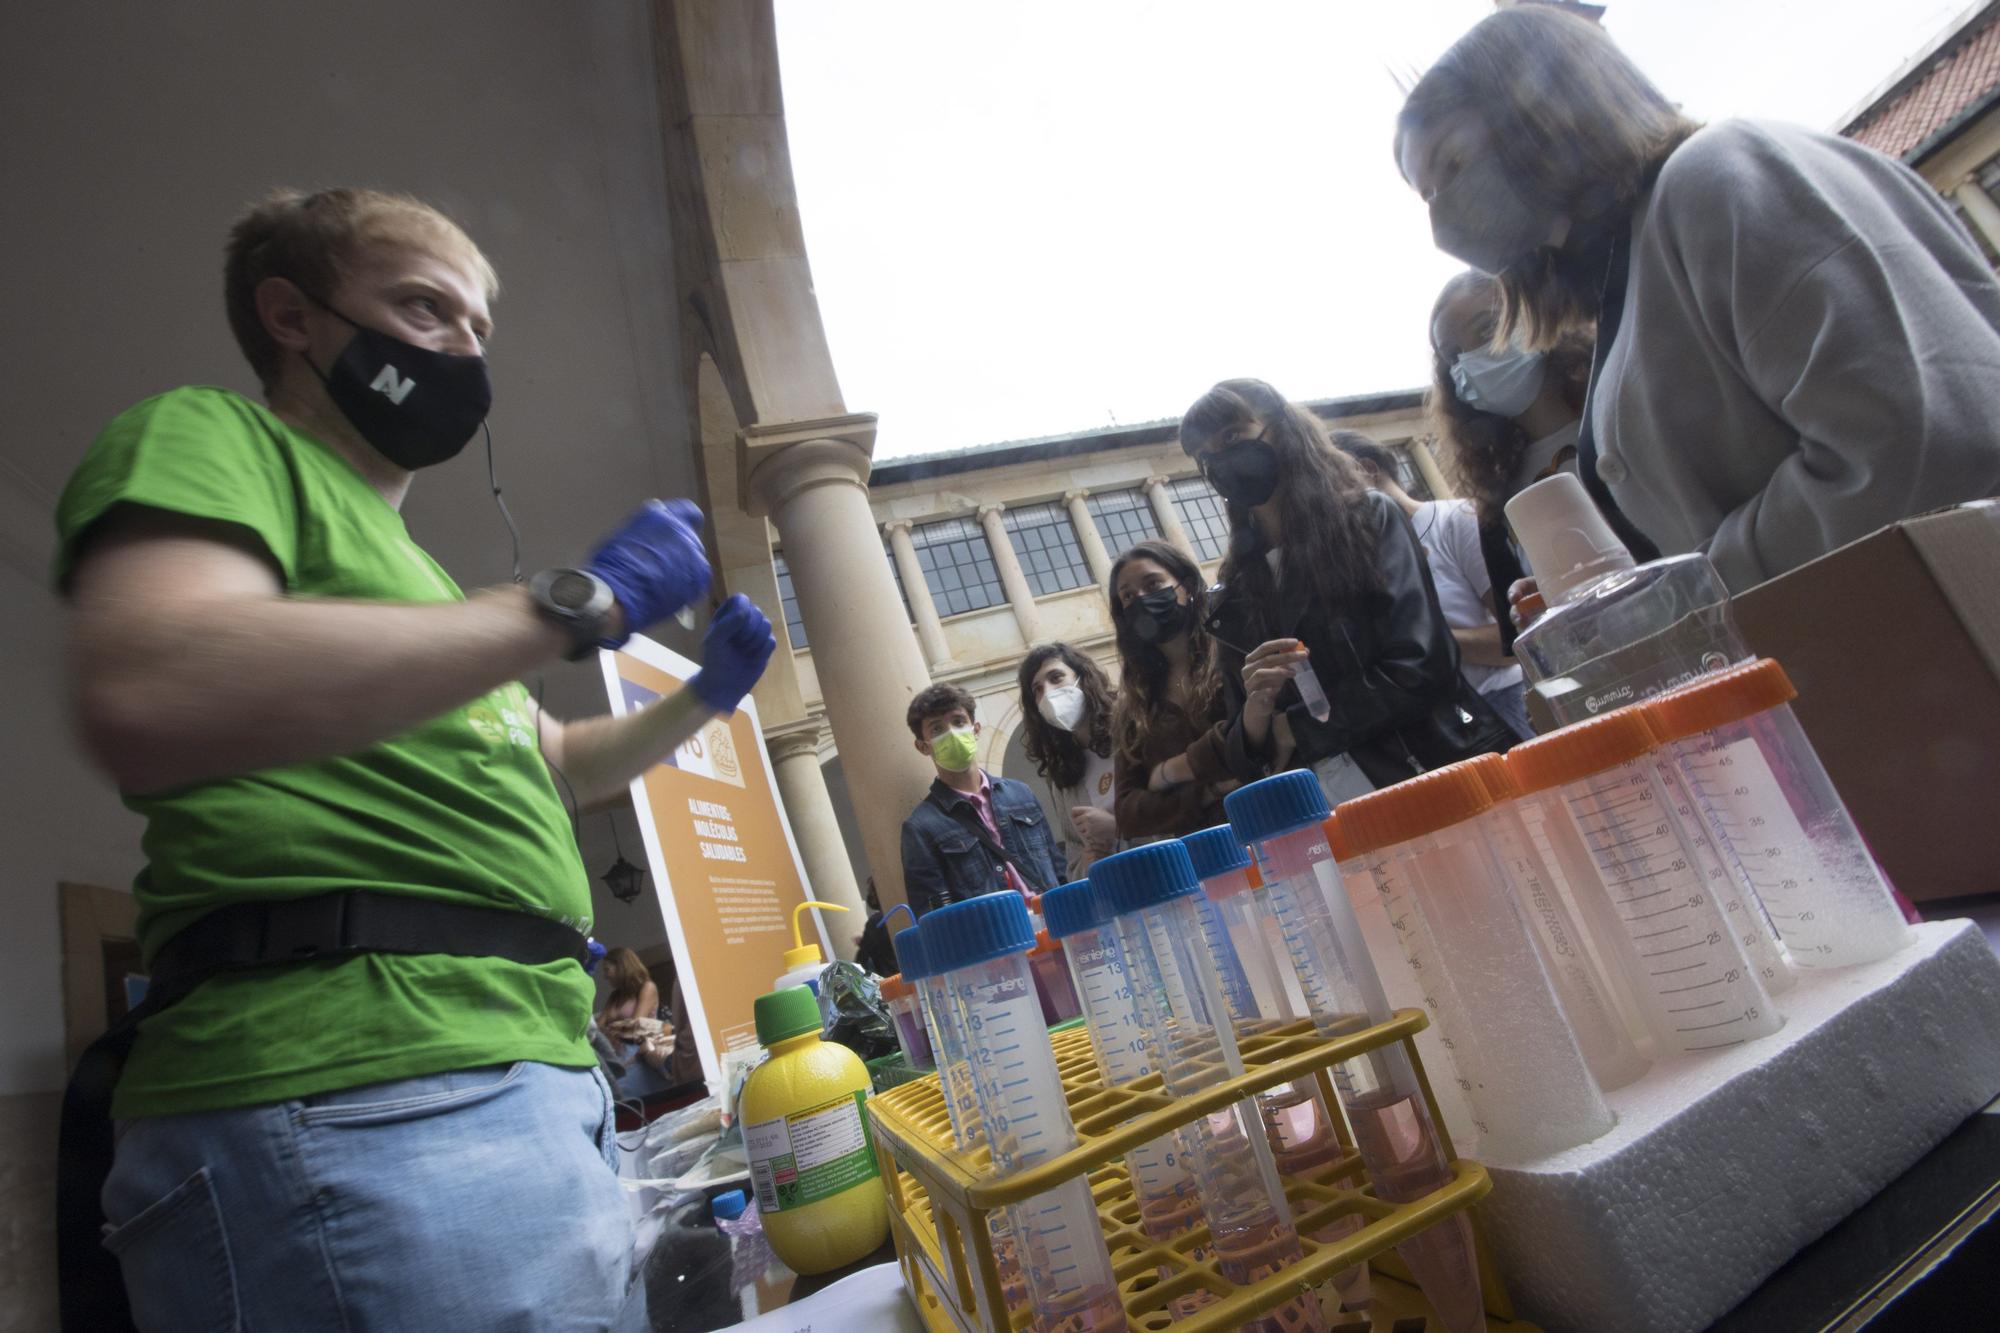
xmin=745 ymin=1089 xmax=879 ymax=1213
xmin=1531 ymin=603 xmax=1737 ymax=724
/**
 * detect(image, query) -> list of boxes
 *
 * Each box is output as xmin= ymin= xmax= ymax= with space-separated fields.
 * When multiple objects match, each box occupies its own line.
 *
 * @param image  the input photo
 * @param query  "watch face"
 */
xmin=550 ymin=572 xmax=596 ymax=611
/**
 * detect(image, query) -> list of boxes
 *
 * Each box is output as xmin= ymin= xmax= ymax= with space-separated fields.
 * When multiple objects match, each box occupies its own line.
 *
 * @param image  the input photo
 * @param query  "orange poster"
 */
xmin=601 ymin=635 xmax=832 ymax=1085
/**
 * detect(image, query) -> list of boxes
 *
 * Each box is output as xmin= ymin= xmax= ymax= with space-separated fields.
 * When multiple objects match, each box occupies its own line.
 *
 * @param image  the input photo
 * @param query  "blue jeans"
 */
xmin=103 ymin=1061 xmax=636 ymax=1332
xmin=1484 ymin=680 xmax=1536 ymax=740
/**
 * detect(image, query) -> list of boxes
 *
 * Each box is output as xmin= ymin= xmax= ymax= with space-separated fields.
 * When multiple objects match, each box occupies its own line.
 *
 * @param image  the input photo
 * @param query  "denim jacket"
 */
xmin=899 ymin=775 xmax=1064 ymax=919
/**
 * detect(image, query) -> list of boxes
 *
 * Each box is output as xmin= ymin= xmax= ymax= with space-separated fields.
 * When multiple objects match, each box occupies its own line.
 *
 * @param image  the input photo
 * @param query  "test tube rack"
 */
xmin=867 ymin=1011 xmax=1541 ymax=1333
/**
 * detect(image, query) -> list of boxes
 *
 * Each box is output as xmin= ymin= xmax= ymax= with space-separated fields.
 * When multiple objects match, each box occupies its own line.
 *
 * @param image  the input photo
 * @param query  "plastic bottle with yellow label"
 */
xmin=740 ymin=986 xmax=890 ymax=1275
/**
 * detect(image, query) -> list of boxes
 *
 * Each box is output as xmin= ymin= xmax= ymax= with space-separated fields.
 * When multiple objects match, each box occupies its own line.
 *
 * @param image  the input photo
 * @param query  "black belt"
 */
xmin=57 ymin=890 xmax=590 ymax=1332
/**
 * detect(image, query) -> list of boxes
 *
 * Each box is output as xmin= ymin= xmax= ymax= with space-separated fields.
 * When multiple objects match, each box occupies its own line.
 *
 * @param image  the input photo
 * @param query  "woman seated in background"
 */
xmin=1106 ymin=540 xmax=1303 ymax=840
xmin=1397 ymin=5 xmax=2000 ymax=594
xmin=1180 ymin=379 xmax=1515 ymax=802
xmin=593 ymin=946 xmax=675 ymax=1103
xmin=1017 ymin=641 xmax=1120 ymax=878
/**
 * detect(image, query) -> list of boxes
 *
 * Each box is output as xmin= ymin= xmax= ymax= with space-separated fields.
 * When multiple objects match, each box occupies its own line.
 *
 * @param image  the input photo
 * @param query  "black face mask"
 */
xmin=1201 ymin=439 xmax=1281 ymax=507
xmin=303 ymin=296 xmax=492 ymax=470
xmin=1128 ymin=586 xmax=1191 ymax=645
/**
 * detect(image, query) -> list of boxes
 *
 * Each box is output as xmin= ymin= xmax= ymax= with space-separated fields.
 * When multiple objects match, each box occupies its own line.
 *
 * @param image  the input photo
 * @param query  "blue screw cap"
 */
xmin=1183 ymin=825 xmax=1252 ymax=881
xmin=1089 ymin=842 xmax=1202 ymax=918
xmin=893 ymin=924 xmax=929 ymax=981
xmin=922 ymin=892 xmax=1036 ymax=975
xmin=1041 ymin=879 xmax=1107 ymax=940
xmin=1225 ymin=769 xmax=1330 ymax=845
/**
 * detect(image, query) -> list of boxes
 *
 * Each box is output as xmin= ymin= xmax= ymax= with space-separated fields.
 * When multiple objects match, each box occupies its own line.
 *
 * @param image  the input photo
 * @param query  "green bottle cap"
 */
xmin=755 ymin=986 xmax=822 ymax=1046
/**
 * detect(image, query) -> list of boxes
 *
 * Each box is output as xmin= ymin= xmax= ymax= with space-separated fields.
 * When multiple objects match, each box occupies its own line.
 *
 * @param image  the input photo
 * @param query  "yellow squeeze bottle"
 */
xmin=740 ymin=986 xmax=889 ymax=1274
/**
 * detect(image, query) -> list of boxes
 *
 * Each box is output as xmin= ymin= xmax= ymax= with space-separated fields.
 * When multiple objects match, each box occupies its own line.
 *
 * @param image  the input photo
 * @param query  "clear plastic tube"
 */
xmin=1294 ymin=660 xmax=1333 ymax=724
xmin=935 ymin=944 xmax=1123 ymax=1330
xmin=1661 ymin=702 xmax=1911 ymax=969
xmin=1252 ymin=821 xmax=1485 ymax=1333
xmin=1648 ymin=752 xmax=1797 ymax=993
xmin=1200 ymin=865 xmax=1370 ymax=1311
xmin=1107 ymin=885 xmax=1324 ymax=1333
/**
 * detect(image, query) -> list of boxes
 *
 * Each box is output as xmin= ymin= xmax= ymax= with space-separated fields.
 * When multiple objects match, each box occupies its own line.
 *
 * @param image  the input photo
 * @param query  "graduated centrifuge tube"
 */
xmin=1226 ymin=771 xmax=1487 ymax=1333
xmin=1184 ymin=825 xmax=1370 ymax=1312
xmin=1091 ymin=845 xmax=1326 ymax=1333
xmin=1291 ymin=641 xmax=1333 ymax=724
xmin=920 ymin=895 xmax=1126 ymax=1331
xmin=1339 ymin=765 xmax=1616 ymax=1160
xmin=1041 ymin=879 xmax=1212 ymax=1322
xmin=1506 ymin=708 xmax=1787 ymax=1055
xmin=891 ymin=925 xmax=1026 ymax=1319
xmin=1644 ymin=660 xmax=1912 ymax=970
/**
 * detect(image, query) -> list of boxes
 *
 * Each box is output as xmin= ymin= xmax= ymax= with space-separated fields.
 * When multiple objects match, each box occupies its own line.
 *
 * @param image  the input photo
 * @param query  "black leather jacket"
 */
xmin=1206 ymin=491 xmax=1515 ymax=788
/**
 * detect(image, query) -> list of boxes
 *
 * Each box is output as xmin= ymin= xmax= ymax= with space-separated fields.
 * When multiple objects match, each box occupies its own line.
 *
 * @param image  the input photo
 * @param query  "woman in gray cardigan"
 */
xmin=1396 ymin=6 xmax=2000 ymax=594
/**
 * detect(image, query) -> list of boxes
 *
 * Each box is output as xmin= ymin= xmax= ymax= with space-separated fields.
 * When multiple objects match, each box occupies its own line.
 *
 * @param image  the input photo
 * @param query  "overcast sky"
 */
xmin=774 ymin=0 xmax=1968 ymax=460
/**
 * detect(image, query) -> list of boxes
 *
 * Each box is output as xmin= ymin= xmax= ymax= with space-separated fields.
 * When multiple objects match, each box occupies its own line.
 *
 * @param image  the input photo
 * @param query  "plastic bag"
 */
xmin=817 ymin=959 xmax=899 ymax=1062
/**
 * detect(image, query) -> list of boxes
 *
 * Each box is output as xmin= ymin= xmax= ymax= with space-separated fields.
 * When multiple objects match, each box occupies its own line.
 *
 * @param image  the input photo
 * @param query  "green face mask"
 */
xmin=929 ymin=726 xmax=978 ymax=773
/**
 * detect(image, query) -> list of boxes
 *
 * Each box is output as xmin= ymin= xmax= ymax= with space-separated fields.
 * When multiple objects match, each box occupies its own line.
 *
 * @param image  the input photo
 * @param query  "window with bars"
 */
xmin=1085 ymin=488 xmax=1162 ymax=560
xmin=910 ymin=516 xmax=1006 ymax=617
xmin=1390 ymin=444 xmax=1436 ymax=502
xmin=1001 ymin=502 xmax=1093 ymax=595
xmin=1166 ymin=475 xmax=1230 ymax=562
xmin=773 ymin=542 xmax=909 ymax=650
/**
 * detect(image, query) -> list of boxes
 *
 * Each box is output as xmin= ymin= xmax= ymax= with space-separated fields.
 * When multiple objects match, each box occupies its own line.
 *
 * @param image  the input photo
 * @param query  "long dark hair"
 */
xmin=1107 ymin=541 xmax=1221 ymax=768
xmin=1180 ymin=379 xmax=1381 ymax=624
xmin=1396 ymin=6 xmax=1699 ymax=350
xmin=1016 ymin=642 xmax=1115 ymax=790
xmin=1426 ymin=270 xmax=1593 ymax=529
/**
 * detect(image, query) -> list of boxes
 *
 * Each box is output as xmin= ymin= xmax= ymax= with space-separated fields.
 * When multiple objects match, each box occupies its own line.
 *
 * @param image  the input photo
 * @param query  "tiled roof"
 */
xmin=1845 ymin=11 xmax=2000 ymax=161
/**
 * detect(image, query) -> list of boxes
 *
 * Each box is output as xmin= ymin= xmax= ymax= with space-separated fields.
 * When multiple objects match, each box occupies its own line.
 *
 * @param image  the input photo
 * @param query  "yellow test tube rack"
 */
xmin=866 ymin=1010 xmax=1543 ymax=1332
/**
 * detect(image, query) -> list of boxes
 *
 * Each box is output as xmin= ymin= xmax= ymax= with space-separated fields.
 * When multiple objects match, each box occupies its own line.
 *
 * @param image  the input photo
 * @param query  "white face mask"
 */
xmin=1451 ymin=344 xmax=1548 ymax=419
xmin=1038 ymin=683 xmax=1086 ymax=732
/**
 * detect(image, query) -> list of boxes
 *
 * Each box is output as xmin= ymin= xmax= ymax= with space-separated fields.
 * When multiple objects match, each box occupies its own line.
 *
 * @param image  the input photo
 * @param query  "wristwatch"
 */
xmin=529 ymin=567 xmax=618 ymax=660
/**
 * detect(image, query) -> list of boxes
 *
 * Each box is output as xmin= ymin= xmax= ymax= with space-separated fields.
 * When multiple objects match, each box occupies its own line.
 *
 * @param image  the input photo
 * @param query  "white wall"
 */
xmin=0 ymin=0 xmax=699 ymax=1098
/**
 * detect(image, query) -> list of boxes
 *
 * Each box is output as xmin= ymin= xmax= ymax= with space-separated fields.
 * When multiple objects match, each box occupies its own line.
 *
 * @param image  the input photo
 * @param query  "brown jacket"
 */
xmin=1112 ymin=701 xmax=1239 ymax=841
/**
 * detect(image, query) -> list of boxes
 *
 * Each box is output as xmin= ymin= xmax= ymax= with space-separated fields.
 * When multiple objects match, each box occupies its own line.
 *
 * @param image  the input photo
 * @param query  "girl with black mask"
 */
xmin=1105 ymin=540 xmax=1305 ymax=840
xmin=1181 ymin=379 xmax=1515 ymax=801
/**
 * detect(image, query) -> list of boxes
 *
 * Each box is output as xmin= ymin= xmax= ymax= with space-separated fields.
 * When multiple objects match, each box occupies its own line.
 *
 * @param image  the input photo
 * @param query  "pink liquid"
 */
xmin=1211 ymin=1220 xmax=1327 ymax=1333
xmin=1262 ymin=1085 xmax=1371 ymax=1311
xmin=1138 ymin=1190 xmax=1215 ymax=1321
xmin=1346 ymin=1089 xmax=1484 ymax=1333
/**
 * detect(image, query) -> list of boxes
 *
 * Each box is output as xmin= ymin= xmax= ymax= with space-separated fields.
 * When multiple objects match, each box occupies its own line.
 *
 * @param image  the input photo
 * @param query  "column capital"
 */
xmin=764 ymin=718 xmax=827 ymax=763
xmin=976 ymin=502 xmax=1007 ymax=522
xmin=739 ymin=413 xmax=879 ymax=517
xmin=1144 ymin=474 xmax=1173 ymax=491
xmin=882 ymin=518 xmax=914 ymax=536
xmin=1062 ymin=488 xmax=1092 ymax=506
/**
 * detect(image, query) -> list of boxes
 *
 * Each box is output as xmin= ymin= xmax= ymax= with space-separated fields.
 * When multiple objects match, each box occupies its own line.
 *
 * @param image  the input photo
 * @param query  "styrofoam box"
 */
xmin=1475 ymin=919 xmax=2000 ymax=1333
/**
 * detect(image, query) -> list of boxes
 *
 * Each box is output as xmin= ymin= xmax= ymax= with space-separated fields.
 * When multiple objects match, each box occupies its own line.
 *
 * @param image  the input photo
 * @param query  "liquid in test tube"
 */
xmin=919 ymin=895 xmax=1125 ymax=1332
xmin=892 ymin=926 xmax=1026 ymax=1318
xmin=1041 ymin=880 xmax=1212 ymax=1322
xmin=1091 ymin=845 xmax=1326 ymax=1333
xmin=1645 ymin=660 xmax=1912 ymax=970
xmin=1507 ymin=708 xmax=1786 ymax=1056
xmin=1226 ymin=772 xmax=1487 ymax=1333
xmin=1290 ymin=640 xmax=1333 ymax=724
xmin=1184 ymin=826 xmax=1370 ymax=1312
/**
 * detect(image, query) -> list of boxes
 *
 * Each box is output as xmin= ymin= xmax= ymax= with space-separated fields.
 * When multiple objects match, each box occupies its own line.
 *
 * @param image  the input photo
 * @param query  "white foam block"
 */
xmin=1475 ymin=920 xmax=2000 ymax=1333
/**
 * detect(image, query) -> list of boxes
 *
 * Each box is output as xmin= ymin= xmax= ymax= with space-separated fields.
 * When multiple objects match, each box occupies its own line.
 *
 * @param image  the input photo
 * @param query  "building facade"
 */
xmin=766 ymin=393 xmax=1449 ymax=887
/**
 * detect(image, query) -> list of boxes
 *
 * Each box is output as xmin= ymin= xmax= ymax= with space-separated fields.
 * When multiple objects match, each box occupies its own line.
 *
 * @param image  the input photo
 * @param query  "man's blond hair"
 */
xmin=224 ymin=187 xmax=498 ymax=392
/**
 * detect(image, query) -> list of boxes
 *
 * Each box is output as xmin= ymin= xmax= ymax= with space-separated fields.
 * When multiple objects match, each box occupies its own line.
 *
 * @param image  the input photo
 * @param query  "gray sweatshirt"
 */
xmin=1595 ymin=119 xmax=2000 ymax=592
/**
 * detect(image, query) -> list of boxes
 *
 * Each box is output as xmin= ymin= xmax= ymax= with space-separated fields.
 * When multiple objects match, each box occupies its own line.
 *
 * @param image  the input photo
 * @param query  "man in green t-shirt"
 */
xmin=55 ymin=187 xmax=776 ymax=1330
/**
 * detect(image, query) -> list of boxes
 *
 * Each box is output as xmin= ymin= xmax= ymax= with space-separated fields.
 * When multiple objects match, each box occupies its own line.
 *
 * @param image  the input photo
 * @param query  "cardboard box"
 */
xmin=1733 ymin=502 xmax=2000 ymax=902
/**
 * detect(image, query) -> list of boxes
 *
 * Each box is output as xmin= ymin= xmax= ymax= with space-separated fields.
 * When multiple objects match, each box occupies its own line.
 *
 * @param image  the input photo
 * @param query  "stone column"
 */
xmin=1407 ymin=437 xmax=1454 ymax=500
xmin=885 ymin=520 xmax=955 ymax=670
xmin=1144 ymin=476 xmax=1198 ymax=562
xmin=1953 ymin=178 xmax=2000 ymax=256
xmin=764 ymin=719 xmax=865 ymax=957
xmin=977 ymin=503 xmax=1041 ymax=643
xmin=743 ymin=415 xmax=936 ymax=912
xmin=1066 ymin=488 xmax=1113 ymax=588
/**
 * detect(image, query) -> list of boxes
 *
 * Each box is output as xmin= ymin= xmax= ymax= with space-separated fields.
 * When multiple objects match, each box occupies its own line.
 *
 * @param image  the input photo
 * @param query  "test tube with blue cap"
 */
xmin=1091 ymin=844 xmax=1326 ymax=1333
xmin=1184 ymin=825 xmax=1370 ymax=1313
xmin=892 ymin=924 xmax=1025 ymax=1316
xmin=1226 ymin=770 xmax=1486 ymax=1333
xmin=1041 ymin=879 xmax=1210 ymax=1320
xmin=921 ymin=893 xmax=1125 ymax=1331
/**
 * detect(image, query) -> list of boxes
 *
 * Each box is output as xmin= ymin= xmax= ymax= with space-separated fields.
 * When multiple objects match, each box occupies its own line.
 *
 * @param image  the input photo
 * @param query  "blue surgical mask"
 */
xmin=1451 ymin=344 xmax=1547 ymax=419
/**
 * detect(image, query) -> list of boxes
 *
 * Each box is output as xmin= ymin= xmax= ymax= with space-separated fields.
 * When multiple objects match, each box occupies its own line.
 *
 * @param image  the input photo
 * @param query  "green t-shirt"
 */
xmin=55 ymin=387 xmax=597 ymax=1117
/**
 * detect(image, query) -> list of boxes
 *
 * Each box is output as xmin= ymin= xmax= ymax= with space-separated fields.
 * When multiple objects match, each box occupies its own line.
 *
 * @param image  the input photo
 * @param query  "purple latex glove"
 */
xmin=690 ymin=594 xmax=777 ymax=715
xmin=584 ymin=499 xmax=711 ymax=646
